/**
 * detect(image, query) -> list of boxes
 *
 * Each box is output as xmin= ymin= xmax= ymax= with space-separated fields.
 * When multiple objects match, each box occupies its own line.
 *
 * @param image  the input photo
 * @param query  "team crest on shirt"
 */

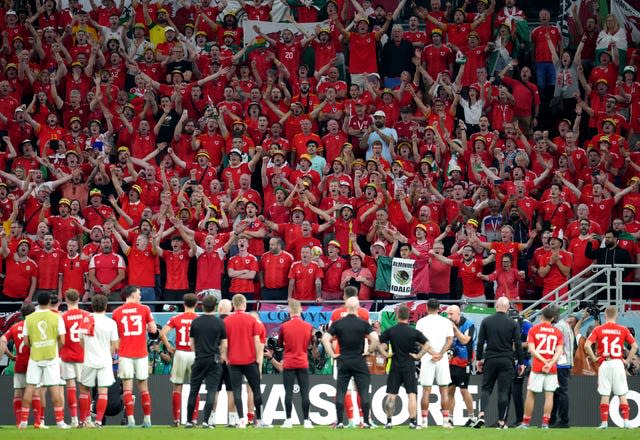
xmin=75 ymin=262 xmax=80 ymax=268
xmin=600 ymin=204 xmax=604 ymax=209
xmin=26 ymin=265 xmax=31 ymax=270
xmin=279 ymin=258 xmax=284 ymax=263
xmin=471 ymin=267 xmax=476 ymax=273
xmin=308 ymin=268 xmax=313 ymax=273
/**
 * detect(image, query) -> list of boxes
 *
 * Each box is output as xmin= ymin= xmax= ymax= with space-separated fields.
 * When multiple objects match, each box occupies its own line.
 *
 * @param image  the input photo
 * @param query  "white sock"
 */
xmin=127 ymin=415 xmax=135 ymax=424
xmin=143 ymin=415 xmax=151 ymax=424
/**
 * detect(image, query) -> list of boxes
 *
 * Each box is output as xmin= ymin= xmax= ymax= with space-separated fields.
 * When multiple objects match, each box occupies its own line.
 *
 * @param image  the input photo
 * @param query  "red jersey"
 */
xmin=195 ymin=248 xmax=225 ymax=292
xmin=48 ymin=215 xmax=81 ymax=248
xmin=348 ymin=32 xmax=377 ymax=74
xmin=112 ymin=302 xmax=154 ymax=359
xmin=531 ymin=25 xmax=560 ymax=62
xmin=260 ymin=251 xmax=294 ymax=289
xmin=4 ymin=321 xmax=29 ymax=373
xmin=321 ymin=256 xmax=347 ymax=295
xmin=288 ymin=261 xmax=323 ymax=300
xmin=60 ymin=308 xmax=92 ymax=363
xmin=539 ymin=250 xmax=573 ymax=295
xmin=60 ymin=254 xmax=88 ymax=297
xmin=587 ymin=322 xmax=636 ymax=363
xmin=224 ymin=311 xmax=260 ymax=365
xmin=88 ymin=252 xmax=126 ymax=293
xmin=125 ymin=245 xmax=155 ymax=288
xmin=278 ymin=316 xmax=313 ymax=369
xmin=452 ymin=256 xmax=485 ymax=297
xmin=527 ymin=322 xmax=563 ymax=374
xmin=166 ymin=311 xmax=197 ymax=352
xmin=162 ymin=249 xmax=191 ymax=290
xmin=228 ymin=254 xmax=259 ymax=293
xmin=34 ymin=249 xmax=63 ymax=290
xmin=4 ymin=255 xmax=38 ymax=299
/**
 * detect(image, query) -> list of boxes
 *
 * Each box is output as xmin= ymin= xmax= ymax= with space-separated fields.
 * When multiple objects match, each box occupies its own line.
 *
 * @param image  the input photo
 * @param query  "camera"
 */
xmin=579 ymin=301 xmax=601 ymax=323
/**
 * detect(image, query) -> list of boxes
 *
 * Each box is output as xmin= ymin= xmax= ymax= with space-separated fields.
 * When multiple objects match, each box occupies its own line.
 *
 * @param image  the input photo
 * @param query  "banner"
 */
xmin=375 ymin=256 xmax=430 ymax=297
xmin=242 ymin=19 xmax=322 ymax=48
xmin=612 ymin=0 xmax=640 ymax=44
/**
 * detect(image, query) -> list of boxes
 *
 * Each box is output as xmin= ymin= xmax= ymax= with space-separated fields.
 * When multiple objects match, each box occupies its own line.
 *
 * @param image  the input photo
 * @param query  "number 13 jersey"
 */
xmin=113 ymin=303 xmax=155 ymax=358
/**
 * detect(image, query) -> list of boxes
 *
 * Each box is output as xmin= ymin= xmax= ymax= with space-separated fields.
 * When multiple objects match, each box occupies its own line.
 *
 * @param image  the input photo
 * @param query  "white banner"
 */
xmin=390 ymin=258 xmax=415 ymax=296
xmin=242 ymin=19 xmax=324 ymax=48
xmin=611 ymin=0 xmax=640 ymax=44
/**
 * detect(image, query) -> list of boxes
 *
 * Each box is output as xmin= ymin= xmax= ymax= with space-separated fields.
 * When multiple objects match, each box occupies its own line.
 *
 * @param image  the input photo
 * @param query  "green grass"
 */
xmin=0 ymin=426 xmax=637 ymax=439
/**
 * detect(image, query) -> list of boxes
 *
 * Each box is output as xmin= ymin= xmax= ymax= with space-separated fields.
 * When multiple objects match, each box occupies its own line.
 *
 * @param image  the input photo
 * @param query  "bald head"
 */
xmin=446 ymin=305 xmax=461 ymax=324
xmin=346 ymin=296 xmax=360 ymax=313
xmin=495 ymin=297 xmax=510 ymax=312
xmin=218 ymin=299 xmax=232 ymax=314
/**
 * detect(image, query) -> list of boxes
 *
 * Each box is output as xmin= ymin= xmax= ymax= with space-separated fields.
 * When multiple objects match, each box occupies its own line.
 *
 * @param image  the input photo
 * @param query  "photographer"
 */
xmin=278 ymin=299 xmax=313 ymax=428
xmin=263 ymin=337 xmax=283 ymax=374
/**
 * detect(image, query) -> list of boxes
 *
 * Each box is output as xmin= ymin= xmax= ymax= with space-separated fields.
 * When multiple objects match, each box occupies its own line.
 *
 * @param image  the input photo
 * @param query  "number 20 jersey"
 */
xmin=527 ymin=322 xmax=564 ymax=374
xmin=112 ymin=303 xmax=155 ymax=359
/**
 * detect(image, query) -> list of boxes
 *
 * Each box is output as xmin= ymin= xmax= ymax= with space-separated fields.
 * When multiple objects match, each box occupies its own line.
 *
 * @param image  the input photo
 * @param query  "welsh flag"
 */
xmin=375 ymin=257 xmax=430 ymax=298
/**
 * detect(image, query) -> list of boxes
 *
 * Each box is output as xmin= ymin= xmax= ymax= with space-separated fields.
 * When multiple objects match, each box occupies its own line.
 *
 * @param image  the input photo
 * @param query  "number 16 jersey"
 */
xmin=113 ymin=302 xmax=155 ymax=359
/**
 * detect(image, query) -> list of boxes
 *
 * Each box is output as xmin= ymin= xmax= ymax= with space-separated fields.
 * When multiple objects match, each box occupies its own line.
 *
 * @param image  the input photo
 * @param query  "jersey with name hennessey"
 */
xmin=60 ymin=308 xmax=92 ymax=363
xmin=112 ymin=303 xmax=154 ymax=358
xmin=166 ymin=311 xmax=197 ymax=352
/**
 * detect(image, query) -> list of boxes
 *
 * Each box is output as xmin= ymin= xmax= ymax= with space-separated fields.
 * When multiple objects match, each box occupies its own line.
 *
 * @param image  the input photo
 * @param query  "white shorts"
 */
xmin=527 ymin=371 xmax=559 ymax=393
xmin=26 ymin=358 xmax=61 ymax=386
xmin=81 ymin=365 xmax=115 ymax=388
xmin=118 ymin=357 xmax=149 ymax=381
xmin=420 ymin=357 xmax=451 ymax=387
xmin=14 ymin=373 xmax=26 ymax=389
xmin=61 ymin=361 xmax=83 ymax=381
xmin=170 ymin=351 xmax=195 ymax=384
xmin=598 ymin=359 xmax=628 ymax=396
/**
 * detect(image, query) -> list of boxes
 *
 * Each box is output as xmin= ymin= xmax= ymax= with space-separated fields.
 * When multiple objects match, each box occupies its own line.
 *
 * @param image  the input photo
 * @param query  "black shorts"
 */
xmin=217 ymin=364 xmax=233 ymax=392
xmin=449 ymin=365 xmax=470 ymax=389
xmin=386 ymin=365 xmax=418 ymax=395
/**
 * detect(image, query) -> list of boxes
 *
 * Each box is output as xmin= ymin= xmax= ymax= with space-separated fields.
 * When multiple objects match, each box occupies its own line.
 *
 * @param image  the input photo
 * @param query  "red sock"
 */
xmin=66 ymin=386 xmax=78 ymax=418
xmin=141 ymin=391 xmax=152 ymax=417
xmin=123 ymin=391 xmax=134 ymax=417
xmin=32 ymin=396 xmax=41 ymax=425
xmin=96 ymin=394 xmax=108 ymax=423
xmin=172 ymin=391 xmax=181 ymax=422
xmin=20 ymin=402 xmax=30 ymax=424
xmin=13 ymin=397 xmax=21 ymax=424
xmin=421 ymin=410 xmax=428 ymax=419
xmin=522 ymin=415 xmax=531 ymax=425
xmin=442 ymin=410 xmax=450 ymax=418
xmin=357 ymin=393 xmax=363 ymax=417
xmin=79 ymin=393 xmax=91 ymax=422
xmin=54 ymin=406 xmax=64 ymax=424
xmin=600 ymin=403 xmax=609 ymax=423
xmin=345 ymin=393 xmax=354 ymax=419
xmin=247 ymin=412 xmax=255 ymax=423
xmin=620 ymin=403 xmax=629 ymax=421
xmin=542 ymin=414 xmax=550 ymax=425
xmin=192 ymin=395 xmax=200 ymax=422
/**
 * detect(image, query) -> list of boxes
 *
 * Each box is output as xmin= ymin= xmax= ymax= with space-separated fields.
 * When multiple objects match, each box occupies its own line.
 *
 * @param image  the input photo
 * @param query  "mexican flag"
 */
xmin=375 ymin=257 xmax=430 ymax=298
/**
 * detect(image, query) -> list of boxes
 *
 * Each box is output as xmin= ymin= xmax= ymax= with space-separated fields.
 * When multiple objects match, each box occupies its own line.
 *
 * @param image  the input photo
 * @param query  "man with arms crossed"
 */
xmin=279 ymin=299 xmax=314 ymax=428
xmin=185 ymin=295 xmax=227 ymax=428
xmin=19 ymin=292 xmax=68 ymax=429
xmin=112 ymin=285 xmax=158 ymax=427
xmin=585 ymin=306 xmax=638 ymax=429
xmin=518 ymin=305 xmax=563 ymax=429
xmin=78 ymin=294 xmax=119 ymax=428
xmin=378 ymin=304 xmax=428 ymax=429
xmin=160 ymin=293 xmax=199 ymax=426
xmin=322 ymin=296 xmax=379 ymax=429
xmin=416 ymin=298 xmax=454 ymax=428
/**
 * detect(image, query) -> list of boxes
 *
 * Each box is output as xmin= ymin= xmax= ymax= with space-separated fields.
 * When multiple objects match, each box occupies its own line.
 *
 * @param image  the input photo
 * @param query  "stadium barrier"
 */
xmin=0 ymin=375 xmax=638 ymax=427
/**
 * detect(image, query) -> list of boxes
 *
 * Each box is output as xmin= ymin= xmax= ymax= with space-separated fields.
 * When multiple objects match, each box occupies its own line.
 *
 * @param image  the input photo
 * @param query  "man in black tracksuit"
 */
xmin=322 ymin=297 xmax=379 ymax=429
xmin=585 ymin=231 xmax=632 ymax=299
xmin=474 ymin=297 xmax=524 ymax=429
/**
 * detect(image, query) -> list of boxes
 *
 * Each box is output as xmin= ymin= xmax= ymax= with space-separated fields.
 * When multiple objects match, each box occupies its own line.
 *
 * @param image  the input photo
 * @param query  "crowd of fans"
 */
xmin=0 ymin=0 xmax=638 ymax=311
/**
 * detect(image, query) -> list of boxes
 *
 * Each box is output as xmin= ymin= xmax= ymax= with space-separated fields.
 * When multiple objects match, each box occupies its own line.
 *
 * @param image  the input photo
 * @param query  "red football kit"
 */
xmin=112 ymin=303 xmax=155 ymax=358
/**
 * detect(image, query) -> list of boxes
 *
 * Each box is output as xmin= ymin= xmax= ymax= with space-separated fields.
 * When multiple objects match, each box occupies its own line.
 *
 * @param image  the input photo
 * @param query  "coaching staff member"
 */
xmin=225 ymin=294 xmax=270 ymax=428
xmin=379 ymin=304 xmax=428 ymax=429
xmin=278 ymin=299 xmax=314 ymax=428
xmin=474 ymin=297 xmax=524 ymax=429
xmin=186 ymin=295 xmax=227 ymax=428
xmin=322 ymin=296 xmax=379 ymax=429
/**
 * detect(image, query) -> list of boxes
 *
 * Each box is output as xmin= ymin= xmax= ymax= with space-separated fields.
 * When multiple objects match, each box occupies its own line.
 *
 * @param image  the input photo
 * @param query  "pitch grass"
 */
xmin=0 ymin=426 xmax=637 ymax=439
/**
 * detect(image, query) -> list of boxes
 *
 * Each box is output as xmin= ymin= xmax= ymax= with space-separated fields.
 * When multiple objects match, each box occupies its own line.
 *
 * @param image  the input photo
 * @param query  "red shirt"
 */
xmin=531 ymin=25 xmax=560 ymax=62
xmin=88 ymin=252 xmax=126 ymax=293
xmin=112 ymin=302 xmax=154 ymax=359
xmin=125 ymin=245 xmax=156 ymax=288
xmin=500 ymin=76 xmax=540 ymax=118
xmin=195 ymin=248 xmax=225 ymax=292
xmin=568 ymin=237 xmax=599 ymax=275
xmin=527 ymin=322 xmax=563 ymax=373
xmin=48 ymin=215 xmax=82 ymax=248
xmin=4 ymin=321 xmax=29 ymax=373
xmin=321 ymin=256 xmax=347 ymax=295
xmin=288 ymin=261 xmax=323 ymax=300
xmin=166 ymin=311 xmax=197 ymax=352
xmin=452 ymin=256 xmax=485 ymax=297
xmin=539 ymin=250 xmax=573 ymax=295
xmin=4 ymin=255 xmax=38 ymax=299
xmin=348 ymin=32 xmax=377 ymax=74
xmin=581 ymin=196 xmax=615 ymax=231
xmin=82 ymin=204 xmax=115 ymax=229
xmin=278 ymin=316 xmax=313 ymax=369
xmin=487 ymin=267 xmax=524 ymax=300
xmin=228 ymin=254 xmax=259 ymax=293
xmin=539 ymin=199 xmax=572 ymax=230
xmin=587 ymin=322 xmax=636 ymax=363
xmin=490 ymin=241 xmax=522 ymax=266
xmin=260 ymin=251 xmax=294 ymax=289
xmin=224 ymin=311 xmax=260 ymax=365
xmin=163 ymin=249 xmax=191 ymax=290
xmin=60 ymin=308 xmax=92 ymax=363
xmin=60 ymin=254 xmax=88 ymax=296
xmin=34 ymin=249 xmax=62 ymax=290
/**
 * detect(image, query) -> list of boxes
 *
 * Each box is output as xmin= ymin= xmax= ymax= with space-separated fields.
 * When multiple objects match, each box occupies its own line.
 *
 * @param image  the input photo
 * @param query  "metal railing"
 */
xmin=523 ymin=264 xmax=640 ymax=320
